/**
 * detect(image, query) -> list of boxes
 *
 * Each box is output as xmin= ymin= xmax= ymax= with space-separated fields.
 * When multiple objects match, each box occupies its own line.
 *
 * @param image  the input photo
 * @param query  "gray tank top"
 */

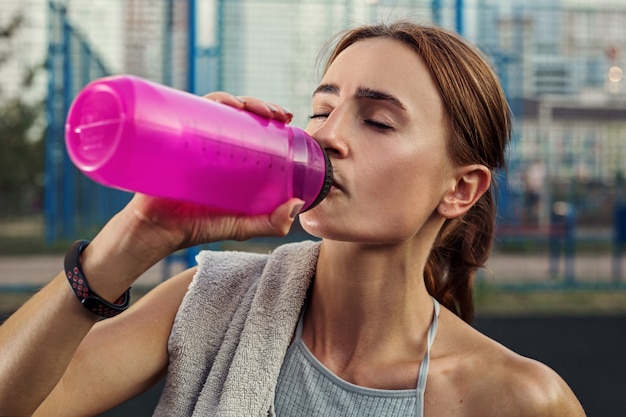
xmin=273 ymin=297 xmax=440 ymax=417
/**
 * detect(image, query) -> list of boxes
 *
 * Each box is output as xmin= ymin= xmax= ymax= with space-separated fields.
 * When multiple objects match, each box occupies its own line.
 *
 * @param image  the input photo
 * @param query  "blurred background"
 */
xmin=0 ymin=0 xmax=625 ymax=415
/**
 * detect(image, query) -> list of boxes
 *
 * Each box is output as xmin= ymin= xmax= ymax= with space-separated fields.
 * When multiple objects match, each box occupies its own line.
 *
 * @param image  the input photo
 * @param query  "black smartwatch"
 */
xmin=64 ymin=240 xmax=131 ymax=318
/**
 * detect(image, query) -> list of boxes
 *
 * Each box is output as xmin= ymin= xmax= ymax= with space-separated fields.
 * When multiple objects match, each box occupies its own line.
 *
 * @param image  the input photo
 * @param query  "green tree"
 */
xmin=0 ymin=14 xmax=45 ymax=217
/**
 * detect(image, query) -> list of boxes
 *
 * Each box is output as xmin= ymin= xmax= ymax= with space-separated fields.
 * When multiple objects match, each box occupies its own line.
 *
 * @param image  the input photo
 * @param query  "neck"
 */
xmin=302 ymin=239 xmax=435 ymax=382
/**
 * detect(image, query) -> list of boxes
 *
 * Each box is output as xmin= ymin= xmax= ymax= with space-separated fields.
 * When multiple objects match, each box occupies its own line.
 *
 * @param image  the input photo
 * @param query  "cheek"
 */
xmin=298 ymin=146 xmax=452 ymax=242
xmin=366 ymin=153 xmax=451 ymax=216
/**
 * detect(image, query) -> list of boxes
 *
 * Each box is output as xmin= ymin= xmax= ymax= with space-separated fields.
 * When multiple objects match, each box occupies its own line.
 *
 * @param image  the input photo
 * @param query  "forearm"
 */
xmin=0 ymin=274 xmax=98 ymax=415
xmin=0 ymin=190 xmax=300 ymax=414
xmin=0 ymin=208 xmax=170 ymax=414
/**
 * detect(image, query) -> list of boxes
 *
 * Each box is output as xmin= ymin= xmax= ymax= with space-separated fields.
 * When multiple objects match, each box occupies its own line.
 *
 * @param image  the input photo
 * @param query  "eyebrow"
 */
xmin=312 ymin=83 xmax=406 ymax=111
xmin=312 ymin=83 xmax=340 ymax=96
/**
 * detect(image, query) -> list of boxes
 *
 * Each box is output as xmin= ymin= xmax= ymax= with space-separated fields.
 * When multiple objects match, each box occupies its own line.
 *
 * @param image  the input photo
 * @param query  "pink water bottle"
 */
xmin=65 ymin=75 xmax=332 ymax=215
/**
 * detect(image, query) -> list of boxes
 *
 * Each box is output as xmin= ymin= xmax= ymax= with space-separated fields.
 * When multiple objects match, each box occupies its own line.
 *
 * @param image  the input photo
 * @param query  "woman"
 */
xmin=0 ymin=21 xmax=585 ymax=416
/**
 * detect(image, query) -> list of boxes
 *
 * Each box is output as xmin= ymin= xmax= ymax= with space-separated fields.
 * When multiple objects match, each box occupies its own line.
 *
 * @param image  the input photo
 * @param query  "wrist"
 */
xmin=78 ymin=208 xmax=173 ymax=300
xmin=65 ymin=240 xmax=131 ymax=318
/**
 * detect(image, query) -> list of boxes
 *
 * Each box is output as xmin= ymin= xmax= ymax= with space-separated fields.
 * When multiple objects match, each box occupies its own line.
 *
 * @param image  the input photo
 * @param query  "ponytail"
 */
xmin=424 ymin=188 xmax=496 ymax=323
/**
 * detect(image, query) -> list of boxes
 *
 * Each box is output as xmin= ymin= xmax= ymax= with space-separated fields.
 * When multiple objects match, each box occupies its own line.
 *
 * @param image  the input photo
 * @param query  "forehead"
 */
xmin=322 ymin=38 xmax=443 ymax=118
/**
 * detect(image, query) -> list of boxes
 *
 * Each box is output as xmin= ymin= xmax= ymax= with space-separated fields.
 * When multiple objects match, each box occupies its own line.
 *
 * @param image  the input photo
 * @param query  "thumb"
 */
xmin=268 ymin=198 xmax=305 ymax=237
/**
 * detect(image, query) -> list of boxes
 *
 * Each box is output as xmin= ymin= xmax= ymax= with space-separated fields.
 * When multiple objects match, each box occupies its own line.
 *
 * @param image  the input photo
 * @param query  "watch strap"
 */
xmin=64 ymin=240 xmax=131 ymax=318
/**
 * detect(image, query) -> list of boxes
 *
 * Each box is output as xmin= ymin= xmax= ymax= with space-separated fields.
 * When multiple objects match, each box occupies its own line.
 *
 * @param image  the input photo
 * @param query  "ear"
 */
xmin=437 ymin=164 xmax=491 ymax=219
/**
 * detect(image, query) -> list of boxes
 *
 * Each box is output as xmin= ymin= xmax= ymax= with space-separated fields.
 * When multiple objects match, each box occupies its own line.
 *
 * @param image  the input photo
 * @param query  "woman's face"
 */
xmin=299 ymin=37 xmax=459 ymax=244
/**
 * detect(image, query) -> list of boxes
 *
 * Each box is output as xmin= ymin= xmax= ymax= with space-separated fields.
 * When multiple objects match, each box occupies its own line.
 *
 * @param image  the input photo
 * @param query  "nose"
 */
xmin=306 ymin=111 xmax=349 ymax=159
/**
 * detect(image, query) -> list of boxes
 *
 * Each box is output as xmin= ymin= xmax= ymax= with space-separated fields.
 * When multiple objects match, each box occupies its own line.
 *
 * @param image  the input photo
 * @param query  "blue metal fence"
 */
xmin=45 ymin=1 xmax=132 ymax=242
xmin=43 ymin=0 xmax=626 ymax=287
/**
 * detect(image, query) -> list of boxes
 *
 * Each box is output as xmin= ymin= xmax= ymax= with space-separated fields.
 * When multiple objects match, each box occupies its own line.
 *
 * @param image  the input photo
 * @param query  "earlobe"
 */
xmin=438 ymin=165 xmax=491 ymax=219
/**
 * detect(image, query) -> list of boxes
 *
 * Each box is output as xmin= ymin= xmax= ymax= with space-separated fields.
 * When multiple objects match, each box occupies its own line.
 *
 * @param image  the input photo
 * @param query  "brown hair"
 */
xmin=322 ymin=21 xmax=511 ymax=323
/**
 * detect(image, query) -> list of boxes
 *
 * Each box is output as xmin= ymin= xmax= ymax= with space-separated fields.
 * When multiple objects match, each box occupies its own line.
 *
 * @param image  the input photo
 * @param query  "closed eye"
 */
xmin=365 ymin=119 xmax=393 ymax=132
xmin=308 ymin=113 xmax=329 ymax=120
xmin=309 ymin=114 xmax=394 ymax=132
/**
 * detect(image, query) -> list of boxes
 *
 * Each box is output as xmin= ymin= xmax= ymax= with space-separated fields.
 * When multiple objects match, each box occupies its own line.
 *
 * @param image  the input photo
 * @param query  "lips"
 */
xmin=331 ymin=176 xmax=344 ymax=192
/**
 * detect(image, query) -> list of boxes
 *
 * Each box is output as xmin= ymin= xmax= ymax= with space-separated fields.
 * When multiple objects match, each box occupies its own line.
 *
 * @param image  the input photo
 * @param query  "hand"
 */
xmin=82 ymin=193 xmax=303 ymax=301
xmin=116 ymin=92 xmax=301 ymax=253
xmin=125 ymin=193 xmax=304 ymax=252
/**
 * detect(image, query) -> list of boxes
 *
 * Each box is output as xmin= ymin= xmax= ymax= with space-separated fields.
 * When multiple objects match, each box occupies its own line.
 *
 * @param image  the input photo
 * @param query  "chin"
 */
xmin=300 ymin=204 xmax=419 ymax=243
xmin=300 ymin=218 xmax=407 ymax=244
xmin=298 ymin=214 xmax=325 ymax=239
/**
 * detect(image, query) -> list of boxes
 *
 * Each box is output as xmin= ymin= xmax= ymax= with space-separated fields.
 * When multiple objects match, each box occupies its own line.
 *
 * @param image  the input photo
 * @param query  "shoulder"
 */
xmin=484 ymin=347 xmax=586 ymax=416
xmin=434 ymin=309 xmax=586 ymax=417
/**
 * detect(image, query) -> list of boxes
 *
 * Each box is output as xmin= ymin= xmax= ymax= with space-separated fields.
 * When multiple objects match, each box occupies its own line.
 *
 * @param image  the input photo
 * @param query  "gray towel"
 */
xmin=153 ymin=240 xmax=320 ymax=417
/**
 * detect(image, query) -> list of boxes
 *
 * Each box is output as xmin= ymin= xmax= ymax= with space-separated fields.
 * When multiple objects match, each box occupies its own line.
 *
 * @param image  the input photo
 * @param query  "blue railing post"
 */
xmin=44 ymin=1 xmax=62 ymax=242
xmin=431 ymin=0 xmax=442 ymax=26
xmin=187 ymin=0 xmax=196 ymax=93
xmin=61 ymin=16 xmax=76 ymax=239
xmin=456 ymin=0 xmax=464 ymax=35
xmin=163 ymin=0 xmax=174 ymax=86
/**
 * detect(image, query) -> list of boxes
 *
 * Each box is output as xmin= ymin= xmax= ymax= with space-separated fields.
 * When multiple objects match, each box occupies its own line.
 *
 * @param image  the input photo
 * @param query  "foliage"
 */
xmin=0 ymin=14 xmax=45 ymax=217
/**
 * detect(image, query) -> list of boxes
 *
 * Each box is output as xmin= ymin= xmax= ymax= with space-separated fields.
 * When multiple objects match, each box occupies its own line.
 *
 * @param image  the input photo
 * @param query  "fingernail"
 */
xmin=266 ymin=103 xmax=278 ymax=113
xmin=234 ymin=96 xmax=246 ymax=104
xmin=281 ymin=106 xmax=294 ymax=122
xmin=289 ymin=202 xmax=305 ymax=219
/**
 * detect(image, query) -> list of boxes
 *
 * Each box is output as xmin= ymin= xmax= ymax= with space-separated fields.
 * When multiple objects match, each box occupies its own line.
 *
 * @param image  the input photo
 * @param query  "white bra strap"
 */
xmin=415 ymin=297 xmax=440 ymax=416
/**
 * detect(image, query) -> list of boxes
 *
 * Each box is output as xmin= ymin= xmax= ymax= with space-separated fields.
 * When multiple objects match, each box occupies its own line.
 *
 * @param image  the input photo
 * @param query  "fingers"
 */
xmin=202 ymin=92 xmax=293 ymax=124
xmin=236 ymin=96 xmax=293 ymax=124
xmin=236 ymin=198 xmax=304 ymax=240
xmin=127 ymin=194 xmax=306 ymax=249
xmin=269 ymin=198 xmax=305 ymax=237
xmin=202 ymin=91 xmax=246 ymax=109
